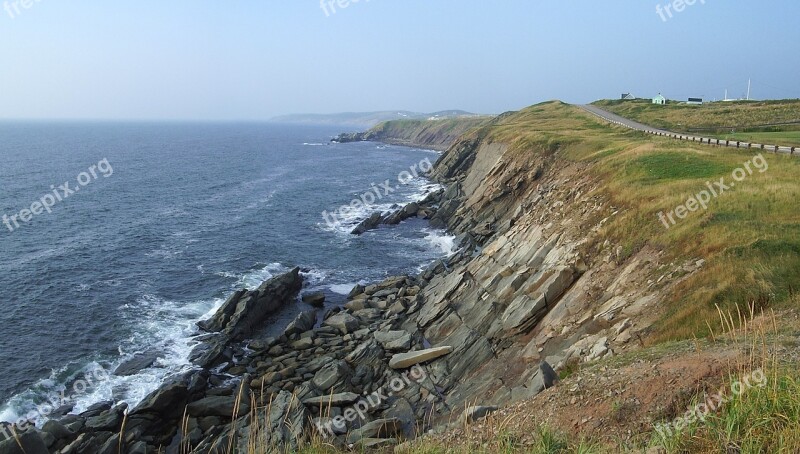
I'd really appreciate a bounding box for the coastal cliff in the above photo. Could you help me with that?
[332,117,490,151]
[8,102,799,453]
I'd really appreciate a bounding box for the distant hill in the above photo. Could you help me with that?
[270,110,479,128]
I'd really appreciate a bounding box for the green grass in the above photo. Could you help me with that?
[652,366,800,453]
[593,98,800,134]
[631,152,732,182]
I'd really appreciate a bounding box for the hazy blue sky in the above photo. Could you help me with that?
[0,1,798,120]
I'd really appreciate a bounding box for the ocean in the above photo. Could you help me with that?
[0,122,453,424]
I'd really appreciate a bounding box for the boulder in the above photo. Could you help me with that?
[585,337,610,362]
[41,419,74,440]
[383,398,416,438]
[351,212,384,235]
[131,380,189,419]
[0,430,49,454]
[84,404,127,432]
[323,313,359,334]
[290,337,314,350]
[283,309,316,337]
[312,360,353,391]
[389,347,453,369]
[312,417,347,436]
[301,291,326,308]
[524,361,561,398]
[346,418,403,444]
[186,396,250,418]
[347,284,365,299]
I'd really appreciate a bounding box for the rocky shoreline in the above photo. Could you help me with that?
[0,223,474,453]
[1,110,680,453]
[0,138,479,453]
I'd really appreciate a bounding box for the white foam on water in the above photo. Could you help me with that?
[301,269,329,289]
[317,201,397,235]
[403,179,444,203]
[0,262,293,425]
[234,262,287,290]
[329,283,358,295]
[422,229,457,255]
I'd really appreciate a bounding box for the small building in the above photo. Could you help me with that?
[652,94,667,105]
[621,93,636,100]
[687,97,704,105]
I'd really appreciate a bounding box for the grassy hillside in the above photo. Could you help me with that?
[395,101,800,453]
[593,99,800,146]
[459,101,800,342]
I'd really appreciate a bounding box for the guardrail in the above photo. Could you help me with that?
[583,107,797,156]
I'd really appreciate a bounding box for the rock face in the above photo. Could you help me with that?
[331,116,489,152]
[198,267,303,340]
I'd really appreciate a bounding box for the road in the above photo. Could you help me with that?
[579,104,798,157]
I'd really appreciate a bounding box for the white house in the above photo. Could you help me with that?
[652,94,667,105]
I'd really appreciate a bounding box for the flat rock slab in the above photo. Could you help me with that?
[302,392,360,407]
[388,346,453,369]
[114,351,160,376]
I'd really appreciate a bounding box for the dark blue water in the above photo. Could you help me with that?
[0,122,452,422]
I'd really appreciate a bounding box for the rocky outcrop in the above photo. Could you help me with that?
[351,190,444,236]
[197,267,303,340]
[351,212,384,235]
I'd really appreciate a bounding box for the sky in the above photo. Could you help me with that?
[0,0,798,121]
